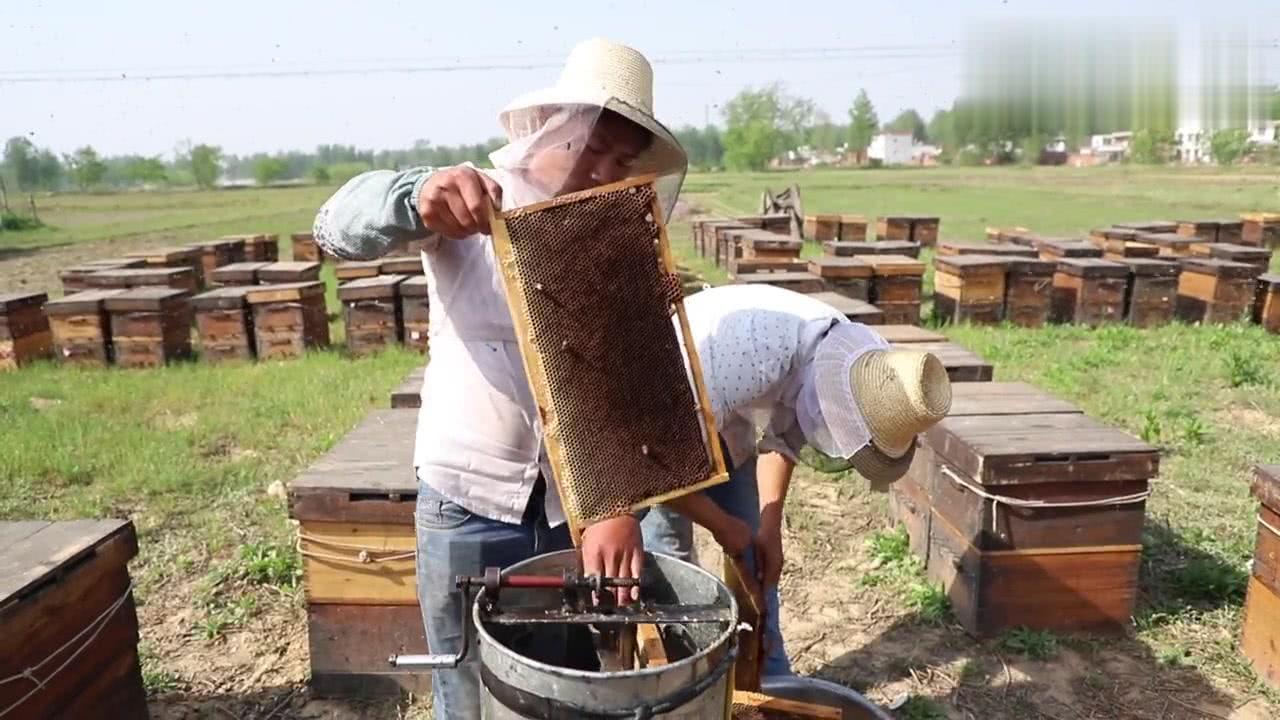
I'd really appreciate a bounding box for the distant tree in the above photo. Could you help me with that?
[327,161,372,185]
[253,157,288,186]
[884,109,928,143]
[1209,129,1252,166]
[674,125,725,170]
[1270,87,1280,120]
[807,119,845,153]
[64,146,108,190]
[190,144,222,189]
[311,165,332,184]
[125,157,168,186]
[1019,133,1047,165]
[4,137,40,191]
[927,109,955,154]
[1130,129,1174,165]
[34,150,63,191]
[720,84,817,170]
[847,89,880,153]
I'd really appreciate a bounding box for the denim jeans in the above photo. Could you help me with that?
[639,450,793,677]
[414,481,573,719]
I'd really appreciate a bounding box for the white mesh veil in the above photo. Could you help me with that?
[795,322,891,459]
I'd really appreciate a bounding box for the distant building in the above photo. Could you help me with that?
[868,131,915,165]
[1175,128,1209,164]
[1249,120,1280,148]
[912,144,942,166]
[1087,131,1134,162]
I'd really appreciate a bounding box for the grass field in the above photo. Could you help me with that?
[1,166,1278,719]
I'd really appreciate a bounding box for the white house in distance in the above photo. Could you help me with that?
[1088,131,1134,163]
[868,131,914,165]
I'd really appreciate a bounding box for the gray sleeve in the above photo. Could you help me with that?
[312,166,437,260]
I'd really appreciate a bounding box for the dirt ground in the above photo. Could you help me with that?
[0,232,209,295]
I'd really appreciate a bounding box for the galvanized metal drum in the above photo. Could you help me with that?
[474,550,738,719]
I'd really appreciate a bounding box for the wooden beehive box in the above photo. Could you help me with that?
[45,290,124,367]
[288,408,429,697]
[0,292,53,370]
[866,255,924,325]
[190,237,246,278]
[259,261,322,284]
[1088,228,1137,249]
[736,212,793,237]
[339,275,405,357]
[1039,240,1102,262]
[1051,258,1129,326]
[334,260,382,282]
[933,254,1009,325]
[291,232,323,262]
[1189,242,1272,272]
[876,215,912,242]
[1139,232,1201,258]
[193,286,256,362]
[104,288,193,368]
[1114,220,1176,234]
[1102,238,1159,260]
[85,266,198,293]
[1242,464,1280,689]
[380,256,425,276]
[808,291,884,325]
[728,258,809,278]
[1175,258,1260,325]
[937,242,1035,259]
[743,230,802,260]
[908,216,940,246]
[1216,220,1244,245]
[1176,220,1219,242]
[891,382,1082,563]
[1241,212,1280,248]
[803,214,840,242]
[735,271,825,295]
[244,233,280,262]
[892,341,991,382]
[824,240,920,259]
[126,245,205,289]
[807,257,872,301]
[398,275,430,353]
[838,214,867,242]
[245,282,330,360]
[712,222,755,267]
[1004,257,1055,328]
[209,261,270,286]
[59,258,147,293]
[1117,258,1179,328]
[874,324,944,343]
[389,366,424,409]
[1256,273,1280,333]
[0,520,147,718]
[923,412,1156,636]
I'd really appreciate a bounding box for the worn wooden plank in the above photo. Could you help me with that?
[1241,575,1280,689]
[244,281,325,305]
[890,471,932,562]
[731,691,842,719]
[299,521,417,605]
[806,257,872,279]
[807,292,882,324]
[390,367,424,409]
[259,261,322,284]
[946,382,1081,417]
[0,520,135,604]
[892,341,992,382]
[306,604,430,696]
[636,623,669,668]
[1254,504,1280,597]
[1255,465,1280,514]
[735,272,825,294]
[725,557,762,693]
[874,324,944,343]
[289,409,417,495]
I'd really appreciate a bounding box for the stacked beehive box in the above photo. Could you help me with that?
[1117,258,1179,328]
[190,237,246,279]
[243,234,280,262]
[291,232,323,262]
[878,215,939,246]
[807,291,883,325]
[1176,219,1220,243]
[1101,237,1159,261]
[288,409,429,697]
[803,214,840,242]
[339,275,406,356]
[380,257,425,276]
[126,246,205,289]
[1241,213,1280,248]
[711,222,755,267]
[1113,220,1176,234]
[933,254,1007,325]
[1003,258,1055,328]
[104,288,193,368]
[728,258,808,278]
[59,258,146,293]
[335,260,383,282]
[825,240,921,259]
[210,261,270,286]
[0,292,53,370]
[742,230,802,260]
[838,214,868,242]
[1256,274,1280,333]
[0,520,148,718]
[45,290,123,367]
[1039,239,1102,262]
[807,257,872,300]
[399,276,430,353]
[259,261,322,284]
[246,282,330,360]
[193,286,256,362]
[1188,243,1272,273]
[936,242,1035,259]
[865,255,924,324]
[1241,465,1280,689]
[1051,258,1129,325]
[1175,258,1260,324]
[1139,232,1200,258]
[85,266,198,293]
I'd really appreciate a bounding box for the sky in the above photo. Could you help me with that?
[2,0,1277,158]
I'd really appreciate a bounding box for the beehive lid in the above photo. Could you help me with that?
[874,324,944,343]
[44,289,125,315]
[1041,240,1102,257]
[1118,258,1180,277]
[893,341,991,380]
[0,520,137,607]
[1192,243,1272,262]
[1241,212,1280,223]
[190,237,245,251]
[244,281,325,304]
[399,275,430,297]
[1259,273,1280,289]
[0,291,48,313]
[1215,219,1244,229]
[807,256,872,278]
[807,292,882,322]
[1139,232,1199,247]
[210,261,270,282]
[1254,465,1280,513]
[1055,258,1129,278]
[1114,221,1176,233]
[1176,219,1220,229]
[192,285,253,310]
[940,242,1037,258]
[289,409,418,498]
[946,381,1081,416]
[338,274,406,301]
[924,412,1158,486]
[61,261,139,277]
[736,271,822,285]
[839,213,867,223]
[259,261,321,281]
[1100,227,1139,241]
[1179,257,1260,279]
[806,213,841,222]
[1005,257,1055,276]
[126,245,200,262]
[934,254,1010,275]
[83,257,147,268]
[744,231,801,251]
[102,286,192,311]
[334,260,383,278]
[85,267,192,286]
[865,255,925,276]
[380,256,424,274]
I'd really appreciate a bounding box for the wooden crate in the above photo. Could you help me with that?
[59,259,147,293]
[866,255,924,325]
[245,282,330,360]
[288,408,430,697]
[1118,258,1179,328]
[728,258,809,278]
[933,254,1008,325]
[399,276,430,353]
[1189,242,1272,272]
[807,257,872,300]
[1176,220,1219,242]
[922,412,1156,636]
[892,341,991,382]
[0,292,53,370]
[0,520,147,719]
[875,325,943,343]
[1004,258,1055,328]
[808,291,883,325]
[734,271,825,295]
[1242,465,1280,689]
[1102,238,1159,260]
[334,260,382,282]
[190,237,246,279]
[803,214,840,242]
[936,242,1035,259]
[837,214,867,242]
[1256,273,1280,333]
[126,245,205,289]
[1052,258,1129,326]
[85,266,199,293]
[193,286,255,362]
[875,216,912,242]
[1175,258,1260,325]
[104,288,193,368]
[380,256,425,276]
[743,231,802,260]
[339,275,405,357]
[259,261,322,284]
[209,261,270,286]
[291,232,323,262]
[1241,212,1280,248]
[1039,240,1102,262]
[390,366,424,409]
[1138,232,1200,258]
[45,290,124,367]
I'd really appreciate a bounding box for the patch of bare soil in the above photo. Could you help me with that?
[1217,406,1280,439]
[0,234,192,296]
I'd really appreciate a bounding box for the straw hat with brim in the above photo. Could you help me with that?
[849,349,953,489]
[498,38,687,178]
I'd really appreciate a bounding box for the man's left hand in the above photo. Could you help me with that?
[580,515,644,604]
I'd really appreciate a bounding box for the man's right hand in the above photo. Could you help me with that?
[417,166,504,239]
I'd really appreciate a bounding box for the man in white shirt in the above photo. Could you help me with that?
[644,283,954,678]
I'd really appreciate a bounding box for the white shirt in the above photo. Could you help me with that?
[678,285,846,468]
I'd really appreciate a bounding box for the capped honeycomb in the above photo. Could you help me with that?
[491,176,726,538]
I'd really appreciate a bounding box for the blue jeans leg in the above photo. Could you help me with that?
[415,483,572,720]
